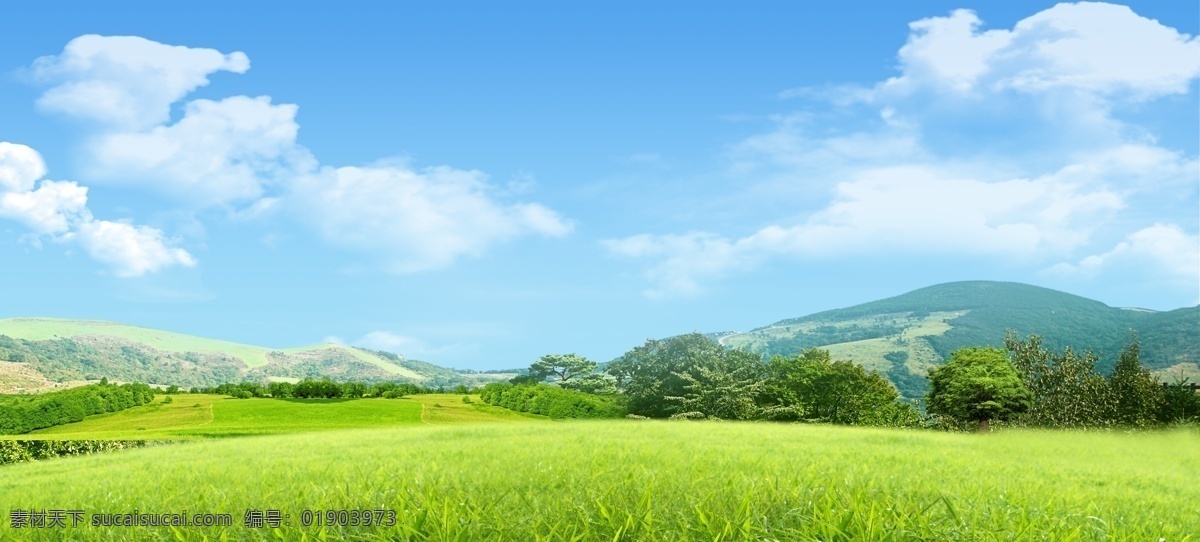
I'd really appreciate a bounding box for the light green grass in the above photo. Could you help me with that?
[0,422,1194,540]
[0,318,272,367]
[15,394,532,440]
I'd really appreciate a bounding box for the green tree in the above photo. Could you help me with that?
[926,347,1032,432]
[529,354,597,383]
[561,372,618,395]
[669,348,764,420]
[1006,332,1113,428]
[607,333,749,418]
[1108,335,1161,428]
[763,349,902,425]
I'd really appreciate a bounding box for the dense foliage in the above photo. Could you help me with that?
[478,382,626,419]
[0,381,155,434]
[601,334,918,426]
[606,333,764,418]
[1006,332,1200,428]
[926,347,1032,431]
[198,379,434,399]
[0,439,158,465]
[763,349,916,425]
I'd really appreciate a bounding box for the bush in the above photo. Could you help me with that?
[479,383,626,419]
[0,382,155,435]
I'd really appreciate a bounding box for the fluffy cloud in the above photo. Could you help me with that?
[295,165,572,272]
[889,3,1200,98]
[1045,225,1200,286]
[88,95,313,206]
[31,34,249,129]
[607,165,1124,297]
[27,34,571,271]
[0,142,195,276]
[75,219,197,278]
[611,3,1198,297]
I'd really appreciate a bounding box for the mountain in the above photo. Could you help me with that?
[0,318,512,392]
[714,281,1199,398]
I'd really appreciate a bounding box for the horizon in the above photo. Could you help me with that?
[3,278,1194,365]
[1,2,1197,369]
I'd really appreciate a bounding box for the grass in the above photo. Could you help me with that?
[13,394,536,440]
[0,318,273,367]
[0,422,1194,540]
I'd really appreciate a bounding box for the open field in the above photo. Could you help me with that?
[0,421,1195,540]
[12,394,537,440]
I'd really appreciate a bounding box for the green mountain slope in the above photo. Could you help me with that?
[0,318,510,391]
[717,281,1199,398]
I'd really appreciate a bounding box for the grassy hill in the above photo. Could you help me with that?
[718,281,1199,398]
[0,318,513,392]
[0,421,1194,540]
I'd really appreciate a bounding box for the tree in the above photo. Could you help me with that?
[926,347,1032,432]
[1006,332,1112,428]
[561,372,618,395]
[528,354,597,383]
[1108,335,1160,428]
[606,333,752,418]
[669,348,764,420]
[762,349,903,425]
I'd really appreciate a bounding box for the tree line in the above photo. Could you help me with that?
[489,332,1200,431]
[0,379,155,434]
[193,379,440,399]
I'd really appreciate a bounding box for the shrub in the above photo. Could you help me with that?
[479,383,626,419]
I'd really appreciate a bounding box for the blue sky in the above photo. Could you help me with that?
[1,2,1197,369]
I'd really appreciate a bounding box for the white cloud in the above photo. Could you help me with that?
[27,34,572,271]
[606,164,1124,297]
[354,331,425,354]
[294,165,572,272]
[74,219,197,277]
[888,3,1200,98]
[1045,224,1199,285]
[0,180,90,235]
[87,95,314,206]
[613,3,1199,297]
[32,35,249,129]
[0,142,47,193]
[0,141,195,276]
[603,232,751,298]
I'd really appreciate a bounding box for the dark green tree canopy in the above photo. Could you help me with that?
[606,333,760,418]
[529,354,597,383]
[926,347,1032,431]
[763,349,904,425]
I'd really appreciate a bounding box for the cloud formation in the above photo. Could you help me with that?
[0,142,195,276]
[27,34,571,271]
[296,165,571,272]
[609,2,1199,297]
[32,34,249,129]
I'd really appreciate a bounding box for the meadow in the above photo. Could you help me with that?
[0,417,1195,540]
[12,394,537,440]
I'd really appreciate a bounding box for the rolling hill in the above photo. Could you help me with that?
[714,281,1199,398]
[0,318,512,392]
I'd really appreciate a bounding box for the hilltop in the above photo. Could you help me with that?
[714,281,1199,398]
[0,318,511,392]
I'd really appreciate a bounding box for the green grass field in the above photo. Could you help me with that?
[0,421,1195,540]
[12,394,537,440]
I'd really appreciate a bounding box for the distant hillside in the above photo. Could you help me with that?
[0,318,512,392]
[715,281,1199,398]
